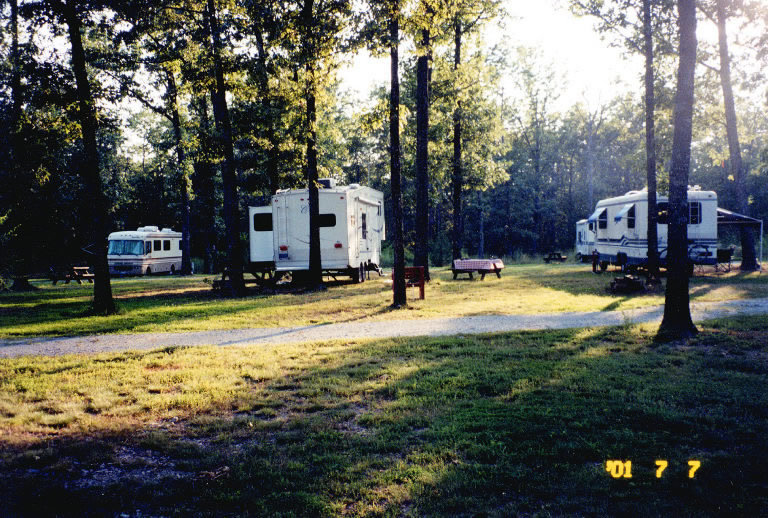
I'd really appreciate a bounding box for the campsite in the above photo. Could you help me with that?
[2,265,768,515]
[3,0,768,515]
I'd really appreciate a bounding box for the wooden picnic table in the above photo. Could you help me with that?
[543,252,567,264]
[391,266,425,299]
[451,259,504,280]
[51,266,94,285]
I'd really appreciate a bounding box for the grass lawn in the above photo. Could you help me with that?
[1,264,767,338]
[1,316,766,516]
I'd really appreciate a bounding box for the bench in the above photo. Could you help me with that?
[543,252,567,263]
[51,266,94,285]
[452,259,504,280]
[392,266,425,299]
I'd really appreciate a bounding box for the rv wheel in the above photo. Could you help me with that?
[575,253,582,262]
[359,263,366,283]
[350,267,361,283]
[170,265,176,275]
[599,261,608,272]
[146,267,152,276]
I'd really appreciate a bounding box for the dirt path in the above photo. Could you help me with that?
[2,297,768,358]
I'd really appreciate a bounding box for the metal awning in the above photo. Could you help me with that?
[587,207,605,223]
[717,207,761,226]
[614,203,634,222]
[717,208,764,268]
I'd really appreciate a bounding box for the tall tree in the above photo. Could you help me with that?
[59,0,115,314]
[713,0,758,270]
[414,15,431,279]
[451,17,464,260]
[658,0,698,339]
[205,0,245,295]
[390,0,407,305]
[643,0,661,281]
[448,0,501,260]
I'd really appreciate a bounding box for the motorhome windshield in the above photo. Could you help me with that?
[108,239,144,255]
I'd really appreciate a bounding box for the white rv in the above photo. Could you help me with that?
[108,226,182,275]
[574,219,596,262]
[248,180,385,282]
[587,188,718,270]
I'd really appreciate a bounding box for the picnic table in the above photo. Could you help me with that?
[392,266,425,299]
[451,259,504,280]
[543,252,567,263]
[50,266,94,285]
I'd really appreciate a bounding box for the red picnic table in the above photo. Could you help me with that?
[451,258,504,280]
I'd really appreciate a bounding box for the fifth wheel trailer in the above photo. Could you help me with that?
[586,188,718,271]
[248,180,385,282]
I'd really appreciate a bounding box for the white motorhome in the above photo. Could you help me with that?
[587,188,718,270]
[248,180,385,282]
[108,226,182,275]
[574,219,596,262]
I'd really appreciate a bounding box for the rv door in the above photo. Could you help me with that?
[249,206,274,263]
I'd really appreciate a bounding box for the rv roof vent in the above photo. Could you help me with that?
[689,184,702,191]
[318,178,337,189]
[161,228,174,233]
[347,183,361,190]
[625,190,640,196]
[138,226,159,232]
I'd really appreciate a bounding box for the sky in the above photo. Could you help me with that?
[339,0,644,110]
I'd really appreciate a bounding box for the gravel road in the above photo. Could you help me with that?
[2,298,767,359]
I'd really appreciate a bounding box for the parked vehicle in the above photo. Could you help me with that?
[108,226,182,275]
[248,180,385,282]
[586,187,718,271]
[574,219,595,262]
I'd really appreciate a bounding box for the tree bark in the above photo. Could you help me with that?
[451,21,463,261]
[716,0,758,270]
[659,0,698,340]
[301,0,323,288]
[62,0,115,314]
[192,96,216,274]
[166,69,192,275]
[644,0,660,281]
[306,62,323,287]
[414,27,431,280]
[390,0,406,306]
[206,0,245,295]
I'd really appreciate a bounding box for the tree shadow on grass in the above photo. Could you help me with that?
[2,322,767,516]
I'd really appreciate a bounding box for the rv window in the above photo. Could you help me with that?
[689,202,702,225]
[627,205,636,229]
[163,240,171,250]
[588,222,594,231]
[178,241,182,250]
[108,240,144,255]
[598,210,607,229]
[253,213,273,232]
[362,213,367,239]
[145,241,151,255]
[578,231,582,243]
[657,202,669,224]
[318,214,336,227]
[154,240,161,251]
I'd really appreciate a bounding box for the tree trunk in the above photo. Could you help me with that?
[192,96,216,274]
[166,70,193,275]
[644,0,660,281]
[63,0,115,315]
[414,28,431,280]
[206,0,245,295]
[716,0,758,270]
[254,30,280,194]
[477,190,485,258]
[658,0,698,340]
[305,63,323,287]
[390,1,406,307]
[451,21,463,261]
